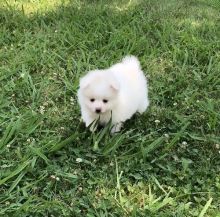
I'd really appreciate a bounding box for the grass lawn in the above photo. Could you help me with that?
[0,0,220,216]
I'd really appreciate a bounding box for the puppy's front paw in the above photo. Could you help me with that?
[89,124,97,132]
[111,122,123,134]
[85,120,97,132]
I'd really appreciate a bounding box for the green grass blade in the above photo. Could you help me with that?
[141,136,164,158]
[0,160,30,185]
[198,198,213,217]
[29,146,50,164]
[165,121,190,150]
[8,171,27,193]
[0,119,20,150]
[151,197,173,212]
[102,134,125,155]
[49,132,77,153]
[92,119,112,150]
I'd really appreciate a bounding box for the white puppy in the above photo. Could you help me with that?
[77,55,149,133]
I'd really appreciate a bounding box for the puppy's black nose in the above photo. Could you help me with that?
[95,109,101,113]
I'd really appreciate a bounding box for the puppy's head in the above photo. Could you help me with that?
[79,70,119,114]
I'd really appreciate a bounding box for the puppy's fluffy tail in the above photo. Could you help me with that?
[122,55,141,72]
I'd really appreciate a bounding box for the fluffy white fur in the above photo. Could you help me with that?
[77,55,149,133]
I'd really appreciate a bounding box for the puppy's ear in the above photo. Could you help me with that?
[80,76,90,89]
[110,79,120,92]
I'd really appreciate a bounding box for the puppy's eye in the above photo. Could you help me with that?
[90,98,95,102]
[103,99,108,103]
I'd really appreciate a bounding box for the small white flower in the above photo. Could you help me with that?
[60,127,65,130]
[173,102,177,106]
[70,97,74,105]
[155,120,160,124]
[39,106,45,114]
[196,100,200,103]
[6,144,11,148]
[43,102,49,106]
[27,138,31,143]
[164,133,169,138]
[216,144,220,149]
[182,141,187,145]
[50,175,56,179]
[20,73,25,78]
[50,175,60,181]
[55,30,58,33]
[76,158,83,163]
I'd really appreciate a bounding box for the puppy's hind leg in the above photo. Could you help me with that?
[111,122,123,134]
[138,98,149,114]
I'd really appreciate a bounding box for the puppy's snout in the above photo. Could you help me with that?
[95,108,101,114]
